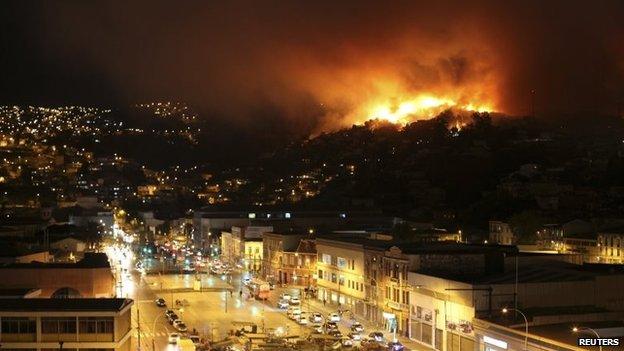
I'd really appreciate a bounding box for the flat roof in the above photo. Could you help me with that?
[1,252,110,269]
[415,261,623,285]
[0,298,132,312]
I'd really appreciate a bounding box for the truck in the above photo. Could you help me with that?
[249,278,270,300]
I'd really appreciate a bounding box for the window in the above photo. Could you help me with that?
[331,273,337,283]
[322,254,331,264]
[337,257,347,268]
[338,276,345,286]
[1,317,36,334]
[79,317,114,334]
[42,317,77,334]
[318,269,323,279]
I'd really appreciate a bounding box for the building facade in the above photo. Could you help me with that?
[262,232,315,286]
[489,221,515,245]
[597,232,623,264]
[0,253,114,298]
[316,238,367,315]
[0,298,133,350]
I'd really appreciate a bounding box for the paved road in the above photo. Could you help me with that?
[115,251,433,351]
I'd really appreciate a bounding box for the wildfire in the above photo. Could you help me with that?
[364,94,492,125]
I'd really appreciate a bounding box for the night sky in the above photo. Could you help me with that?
[1,1,624,132]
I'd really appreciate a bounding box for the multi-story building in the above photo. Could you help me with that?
[0,298,133,350]
[363,244,387,326]
[597,230,623,264]
[316,238,368,315]
[489,221,515,245]
[407,256,624,351]
[0,252,114,298]
[262,231,316,286]
[381,246,413,337]
[221,226,272,271]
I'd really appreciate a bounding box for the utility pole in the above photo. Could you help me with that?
[225,290,228,313]
[137,308,141,350]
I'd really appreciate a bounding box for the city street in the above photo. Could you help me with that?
[103,228,434,351]
[120,266,433,351]
[126,270,312,351]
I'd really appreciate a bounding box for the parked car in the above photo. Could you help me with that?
[287,306,302,320]
[341,337,354,347]
[280,293,291,301]
[168,333,180,344]
[298,313,309,325]
[325,321,339,331]
[189,335,201,346]
[387,341,404,351]
[311,312,323,323]
[167,313,179,324]
[311,323,324,334]
[173,320,188,332]
[328,330,343,338]
[350,322,364,333]
[348,332,362,341]
[165,309,176,318]
[277,299,289,309]
[155,298,166,307]
[290,296,301,305]
[329,312,341,322]
[368,332,384,343]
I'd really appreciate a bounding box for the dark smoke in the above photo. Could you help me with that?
[1,0,623,132]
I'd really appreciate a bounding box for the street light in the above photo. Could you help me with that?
[502,307,528,351]
[572,326,602,351]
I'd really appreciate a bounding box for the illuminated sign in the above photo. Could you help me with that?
[483,336,508,349]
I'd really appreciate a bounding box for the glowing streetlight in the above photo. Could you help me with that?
[572,326,602,351]
[502,307,528,351]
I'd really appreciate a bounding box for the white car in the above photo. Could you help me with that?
[298,313,308,325]
[329,312,341,322]
[290,296,301,305]
[288,306,302,319]
[277,299,290,309]
[168,333,180,344]
[173,320,188,332]
[311,312,323,323]
[280,293,292,301]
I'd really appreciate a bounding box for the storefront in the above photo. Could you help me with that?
[482,335,508,351]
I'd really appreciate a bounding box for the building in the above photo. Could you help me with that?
[0,252,115,298]
[50,237,87,253]
[262,231,316,286]
[363,244,387,327]
[597,230,623,264]
[316,237,368,315]
[221,226,272,271]
[407,257,624,351]
[473,318,623,351]
[489,221,515,245]
[69,210,114,231]
[0,248,50,264]
[192,211,252,248]
[0,298,133,350]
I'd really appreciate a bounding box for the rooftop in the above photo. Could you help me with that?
[415,261,624,285]
[0,252,110,269]
[0,298,132,312]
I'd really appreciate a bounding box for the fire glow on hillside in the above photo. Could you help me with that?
[356,94,493,125]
